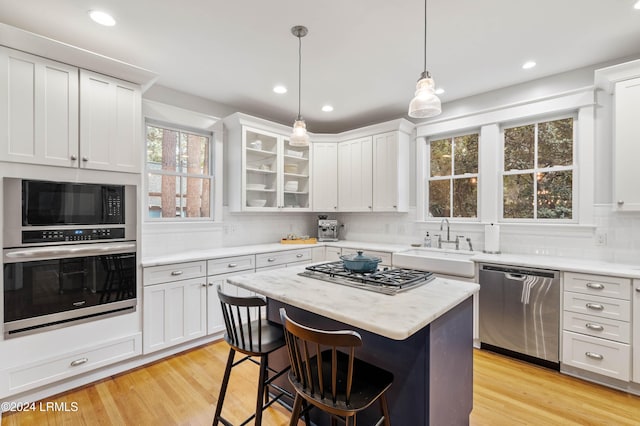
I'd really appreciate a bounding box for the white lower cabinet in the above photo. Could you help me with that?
[143,261,208,354]
[633,279,640,384]
[561,272,632,381]
[1,334,141,398]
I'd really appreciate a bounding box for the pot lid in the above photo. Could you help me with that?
[340,250,381,262]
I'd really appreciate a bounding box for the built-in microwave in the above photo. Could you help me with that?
[3,178,136,247]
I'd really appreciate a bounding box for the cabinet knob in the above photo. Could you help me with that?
[82,156,89,162]
[334,206,337,210]
[208,283,214,287]
[368,206,372,209]
[201,283,207,287]
[617,200,624,206]
[267,257,276,262]
[296,253,303,258]
[636,287,640,292]
[70,154,77,161]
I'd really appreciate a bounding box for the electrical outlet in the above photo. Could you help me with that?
[595,232,607,246]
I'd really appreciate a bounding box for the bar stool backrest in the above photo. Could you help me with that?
[218,286,268,354]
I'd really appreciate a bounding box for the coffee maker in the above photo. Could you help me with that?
[317,215,339,242]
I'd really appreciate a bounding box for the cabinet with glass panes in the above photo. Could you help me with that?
[224,113,311,212]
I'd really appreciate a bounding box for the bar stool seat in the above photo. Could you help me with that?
[213,286,294,426]
[280,308,393,426]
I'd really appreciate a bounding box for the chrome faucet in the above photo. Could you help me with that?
[440,218,450,242]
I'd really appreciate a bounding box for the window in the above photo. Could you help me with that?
[428,133,479,218]
[502,117,574,220]
[146,123,214,219]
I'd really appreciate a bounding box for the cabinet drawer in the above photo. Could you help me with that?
[563,292,630,322]
[564,272,630,300]
[6,334,141,393]
[340,248,392,266]
[256,249,311,268]
[143,261,206,286]
[563,312,630,344]
[208,255,254,275]
[562,331,630,380]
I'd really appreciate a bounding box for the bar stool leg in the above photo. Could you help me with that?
[213,348,236,426]
[380,393,391,426]
[289,394,303,426]
[255,355,269,426]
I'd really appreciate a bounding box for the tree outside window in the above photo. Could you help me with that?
[502,117,574,220]
[428,133,479,218]
[146,124,213,219]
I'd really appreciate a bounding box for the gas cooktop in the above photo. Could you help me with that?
[299,261,434,295]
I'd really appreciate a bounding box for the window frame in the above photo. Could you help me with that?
[499,113,578,223]
[425,130,481,221]
[143,118,216,223]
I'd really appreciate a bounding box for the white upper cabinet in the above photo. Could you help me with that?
[312,142,338,212]
[338,137,373,212]
[0,47,142,173]
[225,113,311,212]
[373,131,409,212]
[0,46,79,167]
[80,70,141,173]
[613,77,640,211]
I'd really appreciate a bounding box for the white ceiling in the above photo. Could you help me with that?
[1,0,639,132]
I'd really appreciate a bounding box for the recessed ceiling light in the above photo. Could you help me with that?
[273,85,287,94]
[321,105,334,112]
[434,88,445,95]
[522,61,536,70]
[634,0,640,9]
[89,10,116,26]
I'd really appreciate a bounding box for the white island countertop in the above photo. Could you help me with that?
[226,264,479,341]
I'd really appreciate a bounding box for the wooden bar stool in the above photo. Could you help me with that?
[213,286,294,426]
[279,308,394,426]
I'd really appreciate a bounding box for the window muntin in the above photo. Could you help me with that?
[146,124,213,220]
[428,133,479,219]
[502,117,574,220]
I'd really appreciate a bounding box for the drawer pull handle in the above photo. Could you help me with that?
[585,323,604,331]
[267,257,276,262]
[171,271,183,276]
[586,282,604,290]
[586,303,604,311]
[585,352,604,361]
[72,301,86,307]
[228,263,237,268]
[296,254,303,258]
[70,358,88,367]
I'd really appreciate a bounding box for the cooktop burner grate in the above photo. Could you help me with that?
[299,261,434,295]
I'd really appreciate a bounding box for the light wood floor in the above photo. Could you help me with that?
[3,341,640,425]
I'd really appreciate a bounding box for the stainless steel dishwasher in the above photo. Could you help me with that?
[479,263,560,368]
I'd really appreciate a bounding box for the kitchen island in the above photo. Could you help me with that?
[227,264,479,425]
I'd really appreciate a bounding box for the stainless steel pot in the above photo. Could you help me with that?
[339,251,381,273]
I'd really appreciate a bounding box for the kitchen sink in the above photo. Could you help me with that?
[392,248,476,278]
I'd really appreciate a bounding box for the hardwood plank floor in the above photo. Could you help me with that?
[3,341,640,425]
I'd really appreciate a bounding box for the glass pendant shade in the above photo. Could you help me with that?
[289,118,310,146]
[408,73,441,118]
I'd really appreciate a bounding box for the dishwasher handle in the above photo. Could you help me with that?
[505,273,527,281]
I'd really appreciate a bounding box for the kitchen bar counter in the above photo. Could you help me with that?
[227,265,479,425]
[226,264,479,340]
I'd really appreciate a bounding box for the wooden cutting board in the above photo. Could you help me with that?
[280,238,317,244]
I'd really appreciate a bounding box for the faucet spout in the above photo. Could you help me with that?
[440,218,450,241]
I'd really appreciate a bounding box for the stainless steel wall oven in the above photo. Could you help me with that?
[2,178,137,338]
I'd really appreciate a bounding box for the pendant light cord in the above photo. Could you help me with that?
[423,0,427,73]
[297,34,302,119]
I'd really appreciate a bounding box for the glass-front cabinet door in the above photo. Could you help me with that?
[242,127,311,211]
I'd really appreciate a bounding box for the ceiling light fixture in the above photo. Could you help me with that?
[435,88,445,95]
[635,0,640,10]
[522,60,537,69]
[322,105,334,112]
[273,85,287,94]
[408,0,441,118]
[289,25,310,147]
[88,10,116,26]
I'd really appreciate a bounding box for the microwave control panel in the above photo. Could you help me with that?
[22,228,126,244]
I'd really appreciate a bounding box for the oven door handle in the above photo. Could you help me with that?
[3,242,137,263]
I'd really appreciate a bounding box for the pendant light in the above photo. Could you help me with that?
[290,25,310,146]
[408,0,441,118]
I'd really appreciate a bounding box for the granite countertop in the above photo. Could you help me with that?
[226,264,479,341]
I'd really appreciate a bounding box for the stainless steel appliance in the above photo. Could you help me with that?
[299,261,434,295]
[317,216,338,242]
[2,178,137,338]
[479,263,560,368]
